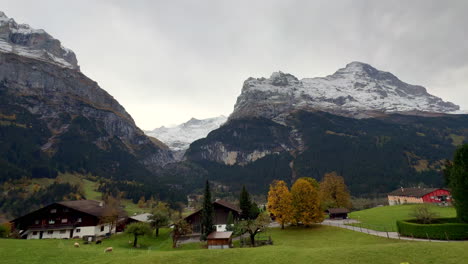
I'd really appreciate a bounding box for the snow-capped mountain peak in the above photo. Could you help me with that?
[0,11,78,70]
[231,62,459,121]
[145,115,228,153]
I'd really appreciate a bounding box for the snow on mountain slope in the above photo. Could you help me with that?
[231,62,459,121]
[0,11,78,70]
[146,115,227,152]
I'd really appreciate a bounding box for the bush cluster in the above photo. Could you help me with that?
[397,218,468,240]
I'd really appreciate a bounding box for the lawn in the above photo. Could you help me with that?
[1,225,467,264]
[348,204,457,231]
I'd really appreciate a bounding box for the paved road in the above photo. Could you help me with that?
[321,219,462,243]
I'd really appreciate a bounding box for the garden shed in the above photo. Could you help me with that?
[207,231,233,249]
[326,208,349,219]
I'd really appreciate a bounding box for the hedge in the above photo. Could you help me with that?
[397,218,468,240]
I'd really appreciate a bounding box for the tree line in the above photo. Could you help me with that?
[267,172,351,229]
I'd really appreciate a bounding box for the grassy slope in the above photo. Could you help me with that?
[1,226,467,264]
[348,204,457,231]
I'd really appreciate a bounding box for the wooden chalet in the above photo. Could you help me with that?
[326,208,349,219]
[387,187,452,206]
[184,200,240,233]
[11,200,126,240]
[207,231,233,249]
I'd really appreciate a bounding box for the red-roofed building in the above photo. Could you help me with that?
[387,187,452,206]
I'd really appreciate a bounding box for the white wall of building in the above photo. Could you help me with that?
[25,223,115,239]
[28,229,72,239]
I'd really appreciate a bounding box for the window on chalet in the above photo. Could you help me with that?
[77,218,82,223]
[47,231,53,234]
[100,226,105,232]
[60,230,66,234]
[32,231,38,235]
[63,208,69,212]
[50,209,57,213]
[76,229,81,233]
[61,218,68,223]
[49,219,55,224]
[34,220,39,225]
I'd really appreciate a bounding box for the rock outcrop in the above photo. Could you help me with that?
[0,12,173,182]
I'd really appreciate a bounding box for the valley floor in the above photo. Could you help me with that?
[1,225,467,264]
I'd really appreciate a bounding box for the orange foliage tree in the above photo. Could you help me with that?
[267,180,293,229]
[291,178,324,226]
[319,172,352,210]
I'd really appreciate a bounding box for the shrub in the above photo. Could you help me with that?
[397,218,468,240]
[409,204,439,224]
[0,223,11,238]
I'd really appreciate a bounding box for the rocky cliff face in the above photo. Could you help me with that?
[231,62,459,122]
[187,62,461,166]
[0,12,78,70]
[0,12,173,182]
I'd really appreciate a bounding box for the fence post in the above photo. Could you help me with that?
[426,232,431,242]
[385,227,389,239]
[445,232,449,241]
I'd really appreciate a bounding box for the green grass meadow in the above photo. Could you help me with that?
[1,225,467,264]
[348,204,457,231]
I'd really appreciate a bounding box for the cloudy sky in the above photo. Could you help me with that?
[2,0,468,129]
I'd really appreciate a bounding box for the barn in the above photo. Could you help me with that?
[326,208,349,219]
[207,231,233,249]
[387,187,452,206]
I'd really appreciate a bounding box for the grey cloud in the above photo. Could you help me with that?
[1,0,467,129]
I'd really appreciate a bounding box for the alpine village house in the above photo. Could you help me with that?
[11,200,126,240]
[184,200,240,233]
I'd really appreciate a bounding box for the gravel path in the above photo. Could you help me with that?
[321,219,465,243]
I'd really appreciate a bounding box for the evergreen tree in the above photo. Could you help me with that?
[445,144,468,222]
[226,211,234,231]
[240,185,253,219]
[201,180,214,239]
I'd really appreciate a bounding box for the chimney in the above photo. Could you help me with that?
[401,187,404,192]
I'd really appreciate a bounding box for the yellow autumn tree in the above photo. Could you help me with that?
[267,180,293,229]
[319,172,352,209]
[291,178,324,226]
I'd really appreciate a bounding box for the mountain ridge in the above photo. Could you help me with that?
[231,62,459,122]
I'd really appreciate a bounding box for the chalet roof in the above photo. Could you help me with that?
[387,187,447,198]
[326,208,349,214]
[214,200,241,213]
[129,213,153,223]
[12,200,126,223]
[184,200,240,220]
[207,231,233,240]
[57,200,119,217]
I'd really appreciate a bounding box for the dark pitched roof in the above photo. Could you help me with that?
[12,200,126,222]
[207,231,233,239]
[184,200,240,220]
[326,208,349,214]
[387,187,447,198]
[213,200,241,213]
[57,200,115,217]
